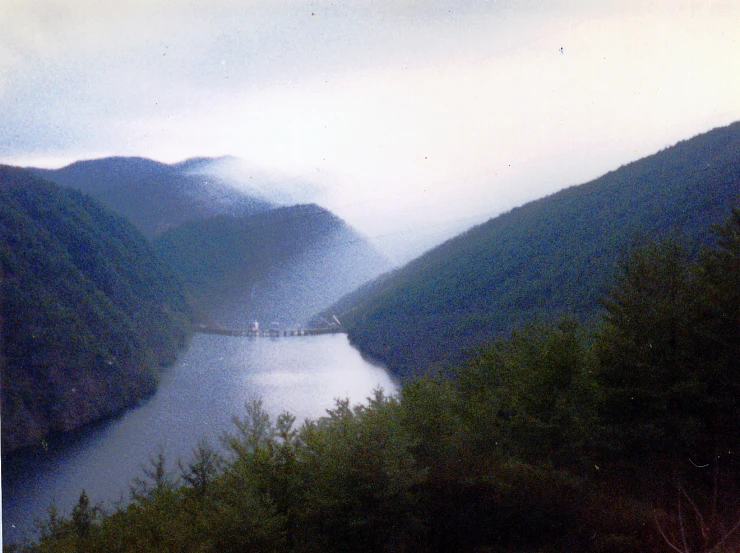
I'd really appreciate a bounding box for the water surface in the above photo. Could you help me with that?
[2,333,396,543]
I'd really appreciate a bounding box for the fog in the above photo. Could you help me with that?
[2,0,739,261]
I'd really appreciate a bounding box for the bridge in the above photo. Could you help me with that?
[195,324,345,338]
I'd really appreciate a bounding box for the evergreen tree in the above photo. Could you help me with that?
[691,209,740,457]
[596,211,740,490]
[596,239,701,464]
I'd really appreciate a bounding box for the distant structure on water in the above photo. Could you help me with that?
[196,317,343,338]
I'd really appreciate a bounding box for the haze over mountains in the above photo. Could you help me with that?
[2,156,391,453]
[5,1,740,548]
[31,157,274,238]
[31,155,392,327]
[4,120,740,552]
[155,204,392,327]
[319,122,740,378]
[4,121,739,454]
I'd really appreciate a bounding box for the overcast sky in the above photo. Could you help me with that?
[2,0,739,261]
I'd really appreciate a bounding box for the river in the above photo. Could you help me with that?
[2,333,397,544]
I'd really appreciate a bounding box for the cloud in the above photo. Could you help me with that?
[187,156,328,206]
[2,1,739,260]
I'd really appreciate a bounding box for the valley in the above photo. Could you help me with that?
[2,121,740,553]
[4,3,740,551]
[2,333,395,545]
[321,122,740,378]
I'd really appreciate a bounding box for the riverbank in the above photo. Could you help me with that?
[2,333,396,544]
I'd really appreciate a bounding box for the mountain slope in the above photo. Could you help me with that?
[32,156,272,238]
[321,122,740,378]
[155,204,393,327]
[0,167,192,454]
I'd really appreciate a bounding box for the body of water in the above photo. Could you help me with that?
[2,333,396,544]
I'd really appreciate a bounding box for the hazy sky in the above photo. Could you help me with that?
[2,0,739,261]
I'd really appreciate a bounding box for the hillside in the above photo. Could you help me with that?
[32,156,272,238]
[17,208,740,553]
[0,167,192,454]
[321,122,740,378]
[155,204,393,327]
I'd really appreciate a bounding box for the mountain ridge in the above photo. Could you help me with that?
[31,156,273,237]
[155,203,393,327]
[1,166,193,454]
[319,121,740,378]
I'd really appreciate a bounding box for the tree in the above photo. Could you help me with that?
[130,447,176,501]
[596,212,740,490]
[456,318,598,467]
[71,490,93,539]
[179,440,222,497]
[596,239,702,462]
[692,210,740,431]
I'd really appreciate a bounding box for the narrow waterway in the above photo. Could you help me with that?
[2,333,397,544]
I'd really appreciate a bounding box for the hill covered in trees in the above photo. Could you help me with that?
[0,167,192,454]
[320,122,740,378]
[32,157,272,238]
[155,204,393,326]
[31,156,390,327]
[13,210,740,553]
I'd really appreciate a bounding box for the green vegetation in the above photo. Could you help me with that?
[31,156,391,326]
[0,166,192,453]
[1,162,387,454]
[154,204,391,325]
[323,122,740,378]
[32,156,272,238]
[12,210,740,553]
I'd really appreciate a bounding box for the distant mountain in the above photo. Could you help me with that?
[0,167,192,454]
[178,155,328,206]
[155,204,393,327]
[320,122,740,378]
[30,155,388,328]
[32,156,273,238]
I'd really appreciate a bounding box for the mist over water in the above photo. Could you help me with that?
[211,225,393,327]
[2,333,396,544]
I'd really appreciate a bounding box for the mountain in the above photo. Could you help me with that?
[30,155,390,329]
[176,156,328,207]
[31,156,273,238]
[0,166,192,454]
[155,204,393,327]
[320,122,740,378]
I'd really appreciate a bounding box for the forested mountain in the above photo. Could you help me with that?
[30,156,386,326]
[32,157,272,238]
[17,210,740,553]
[320,122,740,378]
[0,167,192,454]
[155,204,392,326]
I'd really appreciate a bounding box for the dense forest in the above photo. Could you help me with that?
[154,204,391,326]
[2,158,389,454]
[32,157,272,238]
[10,209,740,553]
[0,167,192,454]
[32,156,391,327]
[319,122,740,379]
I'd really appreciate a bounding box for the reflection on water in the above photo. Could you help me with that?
[2,333,396,544]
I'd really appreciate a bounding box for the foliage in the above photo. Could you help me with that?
[596,239,701,462]
[456,318,599,467]
[0,166,192,453]
[595,209,740,502]
[154,204,391,325]
[9,190,740,553]
[596,209,740,520]
[323,122,740,379]
[32,156,272,238]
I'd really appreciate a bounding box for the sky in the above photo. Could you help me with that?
[2,0,739,262]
